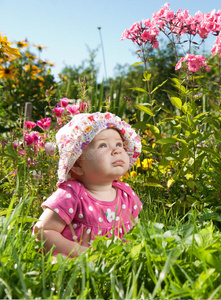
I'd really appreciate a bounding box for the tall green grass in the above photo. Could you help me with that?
[1,179,221,299]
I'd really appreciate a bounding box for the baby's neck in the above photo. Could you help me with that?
[83,181,117,202]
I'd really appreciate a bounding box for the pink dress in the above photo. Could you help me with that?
[42,180,142,246]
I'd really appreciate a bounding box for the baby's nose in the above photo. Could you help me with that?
[112,147,122,155]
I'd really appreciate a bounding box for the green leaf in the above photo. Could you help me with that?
[143,70,151,81]
[193,112,209,121]
[214,131,221,143]
[130,87,148,94]
[157,137,187,145]
[197,146,220,159]
[130,242,144,259]
[182,102,188,114]
[171,78,187,95]
[151,79,168,94]
[132,121,147,130]
[131,62,144,66]
[135,104,154,116]
[171,97,182,109]
[158,104,175,116]
[146,124,161,139]
[143,177,165,188]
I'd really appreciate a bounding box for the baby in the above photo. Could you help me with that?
[33,112,143,257]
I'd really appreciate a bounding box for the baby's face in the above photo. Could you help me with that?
[76,128,130,183]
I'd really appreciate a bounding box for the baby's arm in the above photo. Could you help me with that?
[33,208,88,257]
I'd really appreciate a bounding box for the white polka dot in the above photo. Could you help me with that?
[85,192,87,196]
[89,240,93,244]
[124,192,127,197]
[122,204,126,209]
[79,214,83,218]
[66,193,71,198]
[128,225,130,230]
[132,192,135,195]
[98,230,102,235]
[89,206,93,211]
[141,205,143,209]
[80,197,83,200]
[107,208,111,213]
[134,205,137,210]
[119,228,122,233]
[86,228,91,234]
[54,208,59,213]
[116,216,119,221]
[125,183,129,186]
[78,182,81,186]
[117,182,121,185]
[73,235,78,240]
[73,224,77,228]
[69,208,74,213]
[98,217,103,222]
[67,184,71,187]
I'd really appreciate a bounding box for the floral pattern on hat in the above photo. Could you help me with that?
[56,112,141,186]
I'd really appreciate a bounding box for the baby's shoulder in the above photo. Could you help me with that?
[60,180,84,196]
[113,180,137,197]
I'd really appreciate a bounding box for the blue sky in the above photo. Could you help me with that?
[1,0,221,82]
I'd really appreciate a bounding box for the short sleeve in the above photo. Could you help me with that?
[130,190,143,219]
[42,185,78,224]
[113,181,143,220]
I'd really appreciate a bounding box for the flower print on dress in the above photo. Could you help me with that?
[105,209,116,223]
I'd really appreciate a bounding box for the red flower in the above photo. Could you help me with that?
[37,118,51,130]
[24,121,36,130]
[66,105,80,116]
[60,98,69,108]
[53,107,64,117]
[24,132,40,146]
[80,102,87,112]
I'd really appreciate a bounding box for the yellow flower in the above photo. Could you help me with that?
[33,44,48,52]
[0,65,17,79]
[24,51,37,60]
[142,158,153,170]
[134,157,141,168]
[16,40,29,48]
[38,59,55,67]
[130,171,137,178]
[58,73,67,82]
[24,64,41,76]
[0,35,21,58]
[120,172,130,181]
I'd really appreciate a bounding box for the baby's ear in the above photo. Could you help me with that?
[71,161,84,176]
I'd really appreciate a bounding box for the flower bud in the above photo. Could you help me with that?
[44,142,56,156]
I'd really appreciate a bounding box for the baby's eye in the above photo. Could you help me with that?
[98,143,107,148]
[116,142,123,147]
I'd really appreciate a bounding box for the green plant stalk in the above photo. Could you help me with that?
[140,46,156,126]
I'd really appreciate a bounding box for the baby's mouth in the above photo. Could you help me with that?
[112,160,124,166]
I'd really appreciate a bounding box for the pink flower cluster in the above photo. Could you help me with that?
[211,34,221,58]
[121,20,159,49]
[175,54,210,73]
[13,97,88,161]
[53,98,87,120]
[122,3,221,66]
